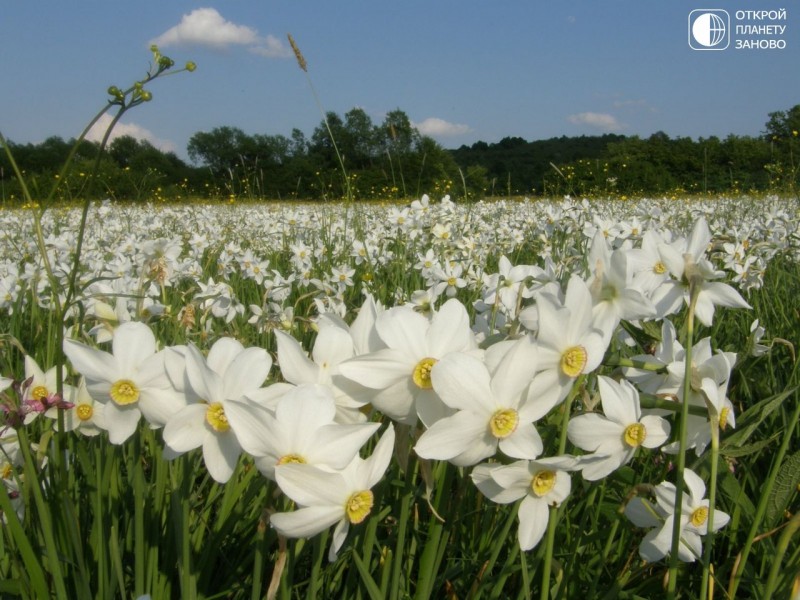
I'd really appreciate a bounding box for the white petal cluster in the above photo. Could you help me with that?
[624,468,730,562]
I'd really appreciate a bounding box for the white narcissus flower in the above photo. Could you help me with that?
[568,376,670,481]
[472,455,577,551]
[658,217,751,327]
[482,255,539,315]
[525,276,607,420]
[226,383,379,480]
[338,298,476,426]
[414,336,542,467]
[274,313,374,424]
[622,319,682,396]
[162,338,272,483]
[627,229,683,319]
[271,424,395,561]
[624,468,730,562]
[63,322,187,444]
[45,377,106,437]
[661,338,737,456]
[586,234,656,344]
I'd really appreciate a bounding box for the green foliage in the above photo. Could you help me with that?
[4,105,799,203]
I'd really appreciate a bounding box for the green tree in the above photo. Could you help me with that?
[187,126,252,173]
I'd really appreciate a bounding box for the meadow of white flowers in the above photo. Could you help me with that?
[1,193,798,597]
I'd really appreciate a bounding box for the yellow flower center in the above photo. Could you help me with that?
[653,261,667,275]
[345,490,374,524]
[276,453,307,466]
[623,423,647,447]
[31,385,49,402]
[531,470,556,497]
[489,408,519,439]
[1,462,12,480]
[719,406,731,430]
[412,357,438,389]
[447,276,457,286]
[560,346,588,378]
[691,506,708,527]
[76,404,94,422]
[110,379,140,406]
[205,402,230,432]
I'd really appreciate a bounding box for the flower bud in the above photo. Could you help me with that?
[185,61,197,72]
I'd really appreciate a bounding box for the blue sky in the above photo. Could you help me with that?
[1,1,798,161]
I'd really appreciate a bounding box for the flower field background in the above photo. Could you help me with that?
[0,191,799,599]
[1,48,800,600]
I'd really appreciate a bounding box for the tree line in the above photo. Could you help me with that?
[1,105,798,203]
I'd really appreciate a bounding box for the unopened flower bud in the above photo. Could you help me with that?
[185,61,197,72]
[107,85,124,100]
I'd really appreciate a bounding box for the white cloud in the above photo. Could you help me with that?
[567,112,624,131]
[249,34,292,58]
[151,8,260,49]
[413,117,471,137]
[86,114,177,154]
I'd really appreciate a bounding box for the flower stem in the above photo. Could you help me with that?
[542,375,583,600]
[699,418,720,599]
[666,279,700,598]
[540,506,559,600]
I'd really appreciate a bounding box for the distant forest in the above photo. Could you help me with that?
[1,104,798,203]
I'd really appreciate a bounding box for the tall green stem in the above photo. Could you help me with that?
[699,419,720,599]
[666,278,700,598]
[542,375,583,600]
[287,34,352,202]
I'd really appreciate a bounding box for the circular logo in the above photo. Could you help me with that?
[692,12,726,47]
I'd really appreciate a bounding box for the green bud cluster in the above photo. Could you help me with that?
[106,86,125,102]
[104,45,193,109]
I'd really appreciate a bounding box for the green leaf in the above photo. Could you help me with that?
[719,432,780,457]
[719,470,756,521]
[0,485,50,599]
[721,386,797,450]
[766,450,800,527]
[352,549,384,600]
[0,578,22,595]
